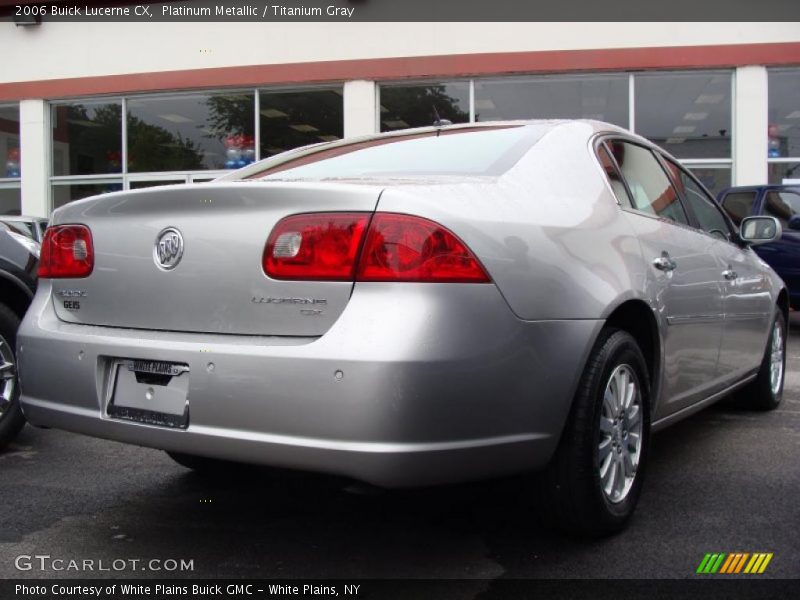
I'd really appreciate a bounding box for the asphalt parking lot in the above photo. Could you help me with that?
[1,317,799,582]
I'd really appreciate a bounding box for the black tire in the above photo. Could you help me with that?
[738,307,786,411]
[0,303,25,452]
[541,328,651,537]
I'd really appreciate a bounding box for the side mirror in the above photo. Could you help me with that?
[789,215,800,231]
[740,216,782,245]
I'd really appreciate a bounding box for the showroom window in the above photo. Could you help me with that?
[378,71,732,196]
[768,68,800,185]
[634,70,732,197]
[474,73,629,127]
[52,99,122,176]
[259,88,343,157]
[127,92,255,172]
[49,86,343,209]
[379,82,470,131]
[0,104,21,215]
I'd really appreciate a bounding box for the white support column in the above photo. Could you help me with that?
[733,66,768,186]
[20,99,49,217]
[343,80,377,139]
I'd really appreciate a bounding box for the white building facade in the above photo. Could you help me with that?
[0,21,798,216]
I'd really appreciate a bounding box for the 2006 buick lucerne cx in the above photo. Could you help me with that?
[18,121,788,535]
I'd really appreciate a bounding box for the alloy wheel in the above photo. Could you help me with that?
[0,334,17,421]
[598,364,643,504]
[769,320,784,397]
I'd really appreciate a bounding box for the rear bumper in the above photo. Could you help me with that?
[19,281,602,487]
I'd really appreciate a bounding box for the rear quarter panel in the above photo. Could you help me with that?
[376,122,647,321]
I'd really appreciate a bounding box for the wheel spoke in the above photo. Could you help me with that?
[614,457,626,498]
[600,417,614,435]
[604,458,617,496]
[615,370,626,411]
[598,437,613,462]
[599,447,614,479]
[623,451,636,477]
[609,376,620,413]
[604,389,615,414]
[626,404,640,429]
[0,361,15,380]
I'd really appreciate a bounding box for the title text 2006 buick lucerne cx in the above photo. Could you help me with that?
[18,121,787,535]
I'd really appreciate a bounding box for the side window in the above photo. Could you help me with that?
[668,160,731,239]
[596,143,633,208]
[606,140,689,225]
[721,192,757,226]
[763,191,800,230]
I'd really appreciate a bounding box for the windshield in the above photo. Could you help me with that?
[245,125,545,181]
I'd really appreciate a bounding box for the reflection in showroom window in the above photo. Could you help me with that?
[0,104,21,215]
[127,92,255,172]
[474,74,628,127]
[259,88,343,157]
[634,71,732,160]
[51,100,122,176]
[379,82,469,132]
[768,68,800,185]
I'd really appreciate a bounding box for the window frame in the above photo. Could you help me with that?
[594,134,691,227]
[656,153,738,244]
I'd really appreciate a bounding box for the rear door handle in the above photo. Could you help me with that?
[722,268,738,281]
[652,252,677,272]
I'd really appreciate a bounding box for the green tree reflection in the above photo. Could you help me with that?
[380,86,469,131]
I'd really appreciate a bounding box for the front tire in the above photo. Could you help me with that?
[738,307,786,411]
[0,303,25,452]
[542,328,650,537]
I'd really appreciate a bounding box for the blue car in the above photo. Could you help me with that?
[718,185,800,309]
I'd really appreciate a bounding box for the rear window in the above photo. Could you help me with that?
[246,125,544,181]
[0,221,34,238]
[720,192,757,225]
[763,190,800,229]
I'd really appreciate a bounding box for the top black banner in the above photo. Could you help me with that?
[4,0,800,22]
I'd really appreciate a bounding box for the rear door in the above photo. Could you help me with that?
[601,139,725,416]
[666,161,772,382]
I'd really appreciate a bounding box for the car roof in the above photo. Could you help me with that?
[216,119,642,183]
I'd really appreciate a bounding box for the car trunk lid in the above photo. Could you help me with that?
[48,182,382,336]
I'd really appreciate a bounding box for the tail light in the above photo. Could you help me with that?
[356,214,489,282]
[264,213,370,280]
[263,213,489,283]
[38,225,94,279]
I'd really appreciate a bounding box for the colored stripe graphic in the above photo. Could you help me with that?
[697,552,772,574]
[719,554,736,573]
[697,554,713,574]
[734,553,749,573]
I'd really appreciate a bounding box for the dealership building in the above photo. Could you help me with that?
[0,19,798,217]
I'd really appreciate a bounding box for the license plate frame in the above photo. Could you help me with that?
[105,358,190,429]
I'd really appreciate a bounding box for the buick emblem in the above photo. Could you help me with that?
[154,228,184,270]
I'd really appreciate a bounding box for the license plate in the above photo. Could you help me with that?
[106,359,190,429]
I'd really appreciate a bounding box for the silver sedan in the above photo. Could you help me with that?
[18,121,787,535]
